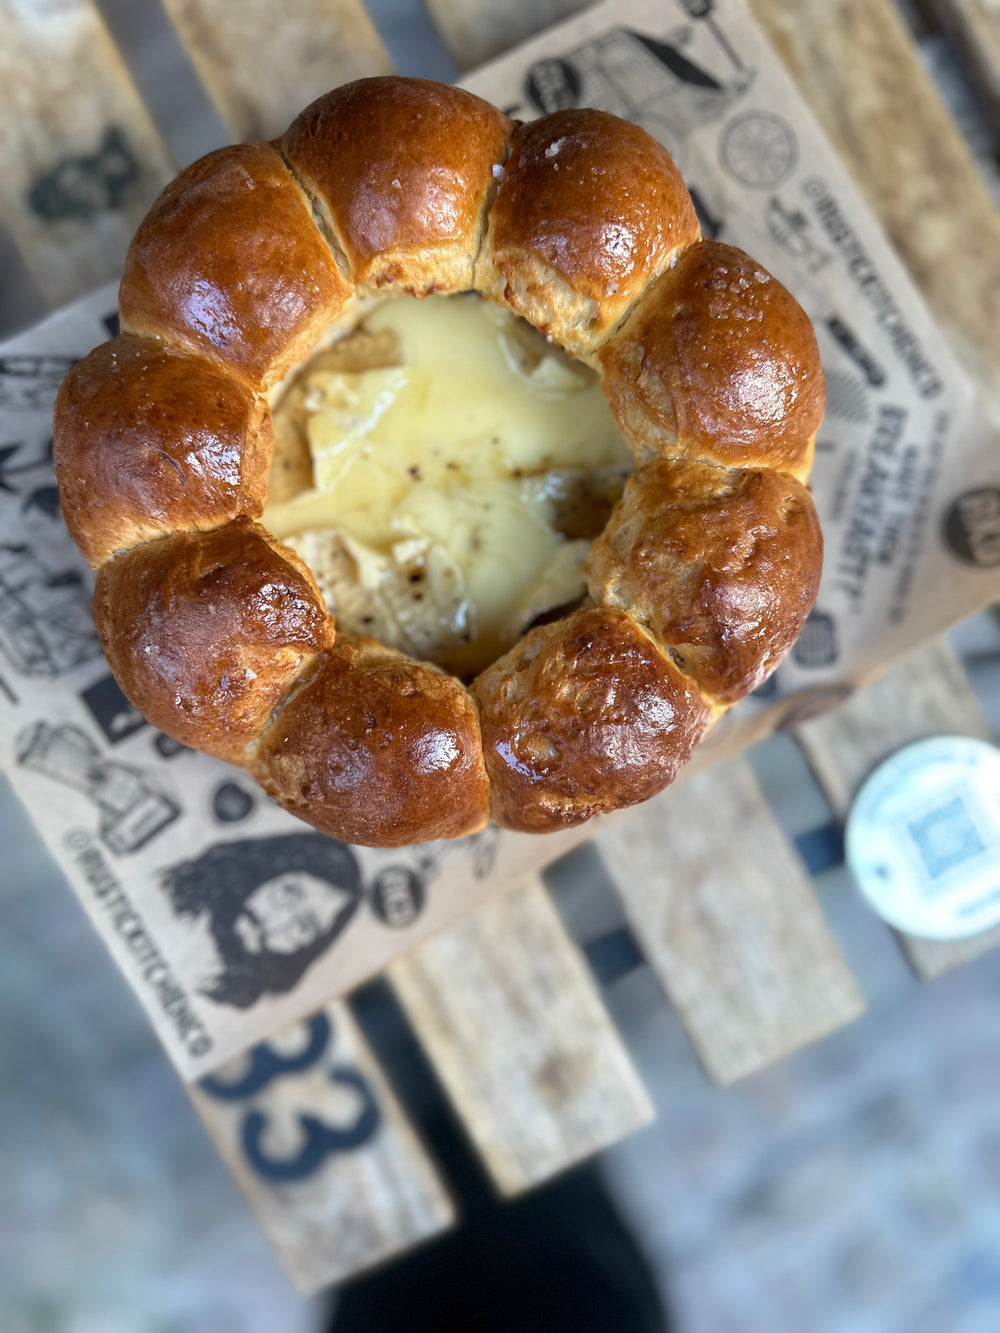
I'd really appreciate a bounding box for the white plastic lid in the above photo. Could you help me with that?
[845,735,1000,940]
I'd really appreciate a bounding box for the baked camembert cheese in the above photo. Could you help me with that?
[264,294,633,676]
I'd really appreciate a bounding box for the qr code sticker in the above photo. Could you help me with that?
[907,795,986,885]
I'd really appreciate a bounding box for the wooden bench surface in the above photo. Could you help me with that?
[1,0,997,1295]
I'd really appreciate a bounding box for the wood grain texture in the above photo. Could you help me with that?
[188,1000,453,1294]
[423,0,592,70]
[389,876,654,1194]
[593,762,864,1086]
[0,0,174,306]
[796,639,1000,979]
[161,0,392,142]
[750,0,1000,421]
[931,0,1000,112]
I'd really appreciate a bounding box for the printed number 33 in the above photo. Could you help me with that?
[200,1012,381,1182]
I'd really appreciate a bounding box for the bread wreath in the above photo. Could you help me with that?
[54,77,824,846]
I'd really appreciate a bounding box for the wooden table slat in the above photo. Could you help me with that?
[188,999,454,1295]
[594,762,865,1086]
[0,0,175,306]
[930,0,1000,113]
[389,875,654,1195]
[796,639,1000,979]
[750,0,1000,422]
[422,0,590,71]
[160,0,392,142]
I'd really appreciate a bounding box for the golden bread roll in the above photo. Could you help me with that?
[281,77,512,295]
[599,239,824,479]
[481,109,699,358]
[55,335,272,567]
[587,459,823,705]
[54,76,825,846]
[119,143,351,388]
[94,521,331,763]
[250,638,490,847]
[473,606,712,834]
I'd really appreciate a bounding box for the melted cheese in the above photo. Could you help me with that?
[264,294,632,676]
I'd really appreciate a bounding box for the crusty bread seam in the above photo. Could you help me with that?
[613,423,817,487]
[577,229,703,365]
[240,644,329,769]
[272,141,353,284]
[469,129,516,292]
[94,521,213,569]
[581,566,731,717]
[619,608,726,718]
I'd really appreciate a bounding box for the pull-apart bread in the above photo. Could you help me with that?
[55,77,824,846]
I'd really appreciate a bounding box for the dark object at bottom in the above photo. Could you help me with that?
[330,980,671,1332]
[329,1156,668,1333]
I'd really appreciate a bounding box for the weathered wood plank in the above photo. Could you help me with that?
[750,0,1000,420]
[796,641,992,813]
[931,0,1000,114]
[188,999,454,1294]
[594,762,865,1085]
[388,876,654,1194]
[422,0,591,70]
[796,639,1000,979]
[0,0,175,307]
[160,0,392,142]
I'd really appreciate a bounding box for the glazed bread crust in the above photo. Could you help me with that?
[250,638,491,847]
[54,76,825,846]
[587,459,823,706]
[94,521,332,763]
[55,335,273,567]
[281,77,512,296]
[473,607,712,834]
[481,109,700,358]
[119,143,351,389]
[599,240,824,480]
